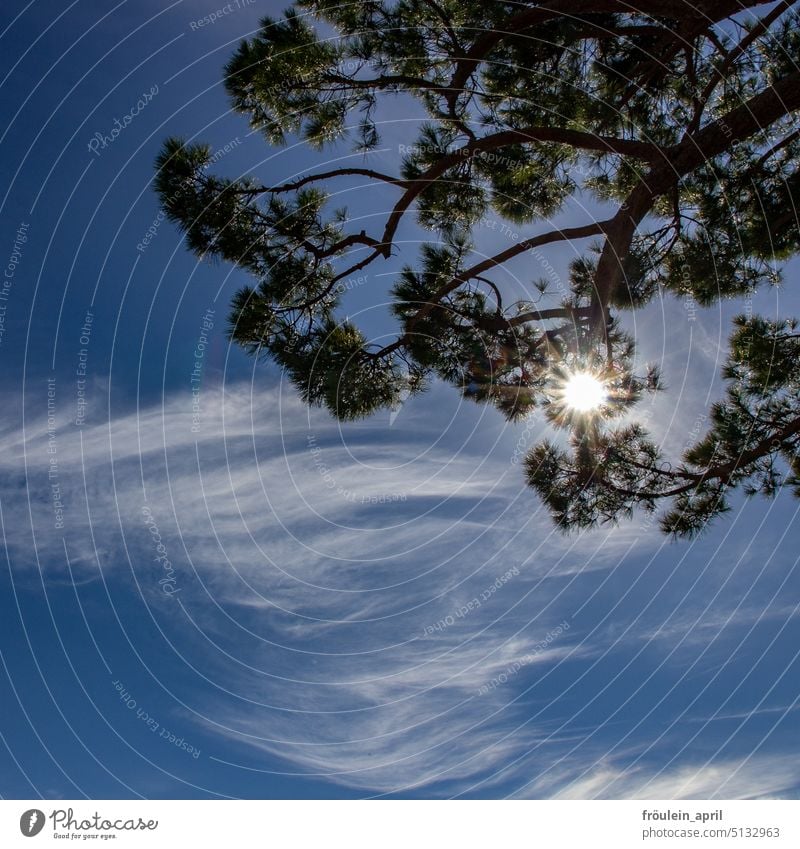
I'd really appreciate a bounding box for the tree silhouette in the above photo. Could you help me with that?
[156,0,800,536]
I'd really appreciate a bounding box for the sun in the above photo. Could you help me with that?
[561,371,607,412]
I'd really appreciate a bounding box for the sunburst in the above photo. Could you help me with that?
[561,371,607,412]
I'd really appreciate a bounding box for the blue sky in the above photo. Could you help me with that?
[0,0,799,799]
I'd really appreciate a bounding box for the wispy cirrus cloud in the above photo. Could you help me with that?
[540,753,800,799]
[2,379,797,798]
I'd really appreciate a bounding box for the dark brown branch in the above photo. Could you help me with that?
[699,415,800,483]
[464,218,614,287]
[604,414,800,501]
[323,72,444,95]
[368,218,610,360]
[266,167,410,193]
[473,275,504,311]
[379,126,664,256]
[332,247,384,285]
[749,127,800,173]
[502,305,592,329]
[315,230,383,260]
[233,168,408,196]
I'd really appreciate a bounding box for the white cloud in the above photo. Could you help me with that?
[6,379,793,798]
[543,754,800,799]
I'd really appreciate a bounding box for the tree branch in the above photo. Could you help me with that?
[590,68,800,328]
[689,0,796,132]
[366,218,611,360]
[265,167,410,193]
[379,125,664,255]
[605,413,800,501]
[443,0,752,113]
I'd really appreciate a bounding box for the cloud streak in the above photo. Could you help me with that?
[2,379,797,798]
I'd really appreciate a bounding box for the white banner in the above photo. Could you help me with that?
[1,800,798,848]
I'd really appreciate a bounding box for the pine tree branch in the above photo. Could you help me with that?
[264,168,410,193]
[366,218,610,360]
[443,0,754,114]
[379,126,664,255]
[590,67,800,329]
[604,413,800,501]
[689,0,797,132]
